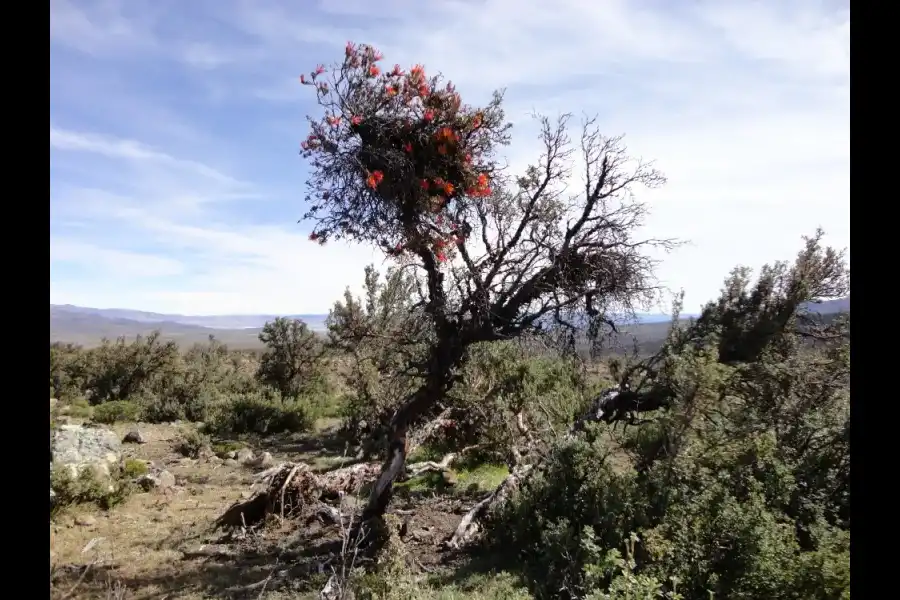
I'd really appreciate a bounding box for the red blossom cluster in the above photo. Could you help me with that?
[299,43,494,262]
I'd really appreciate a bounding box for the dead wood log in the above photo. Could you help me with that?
[216,452,470,529]
[444,464,532,549]
[445,386,669,548]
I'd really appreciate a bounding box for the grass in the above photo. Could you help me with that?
[396,462,510,496]
[50,418,533,599]
[457,463,509,491]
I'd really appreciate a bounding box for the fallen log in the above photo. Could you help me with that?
[216,452,469,529]
[217,462,381,529]
[444,464,532,549]
[445,386,668,548]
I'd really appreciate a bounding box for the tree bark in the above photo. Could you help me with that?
[362,373,451,520]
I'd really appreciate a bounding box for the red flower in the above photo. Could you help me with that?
[435,127,458,142]
[366,170,384,189]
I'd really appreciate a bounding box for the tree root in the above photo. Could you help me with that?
[216,453,470,530]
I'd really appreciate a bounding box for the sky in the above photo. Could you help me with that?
[49,0,850,316]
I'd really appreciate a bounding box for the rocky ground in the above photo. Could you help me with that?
[49,419,512,600]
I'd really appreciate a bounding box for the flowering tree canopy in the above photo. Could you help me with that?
[298,43,677,520]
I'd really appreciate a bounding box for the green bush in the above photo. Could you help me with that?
[50,463,133,517]
[92,400,142,424]
[47,332,331,429]
[483,238,850,600]
[173,429,211,458]
[122,458,149,478]
[208,391,314,435]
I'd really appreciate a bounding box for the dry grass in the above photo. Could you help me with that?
[49,422,340,599]
[49,418,546,599]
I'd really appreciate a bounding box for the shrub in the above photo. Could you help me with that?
[257,317,330,399]
[173,428,211,458]
[92,400,142,424]
[483,235,850,600]
[122,458,149,478]
[208,391,314,435]
[47,335,268,425]
[50,463,133,517]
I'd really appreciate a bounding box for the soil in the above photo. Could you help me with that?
[49,420,487,600]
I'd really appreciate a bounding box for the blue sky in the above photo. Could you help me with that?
[50,0,850,316]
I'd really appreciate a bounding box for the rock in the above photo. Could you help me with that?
[157,470,176,488]
[255,451,275,468]
[223,459,239,467]
[50,424,122,495]
[75,514,97,527]
[122,430,145,444]
[138,469,176,491]
[52,424,121,466]
[235,448,255,463]
[137,475,158,491]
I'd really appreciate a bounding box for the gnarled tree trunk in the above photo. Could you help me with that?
[362,337,466,522]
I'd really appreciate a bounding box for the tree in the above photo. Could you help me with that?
[298,43,676,521]
[327,265,431,457]
[257,317,325,399]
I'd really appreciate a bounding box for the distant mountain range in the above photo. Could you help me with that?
[49,297,848,349]
[50,304,329,330]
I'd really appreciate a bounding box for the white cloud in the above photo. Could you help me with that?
[49,0,849,316]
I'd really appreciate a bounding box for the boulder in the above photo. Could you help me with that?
[51,425,122,497]
[122,430,146,444]
[52,424,121,467]
[138,469,176,491]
